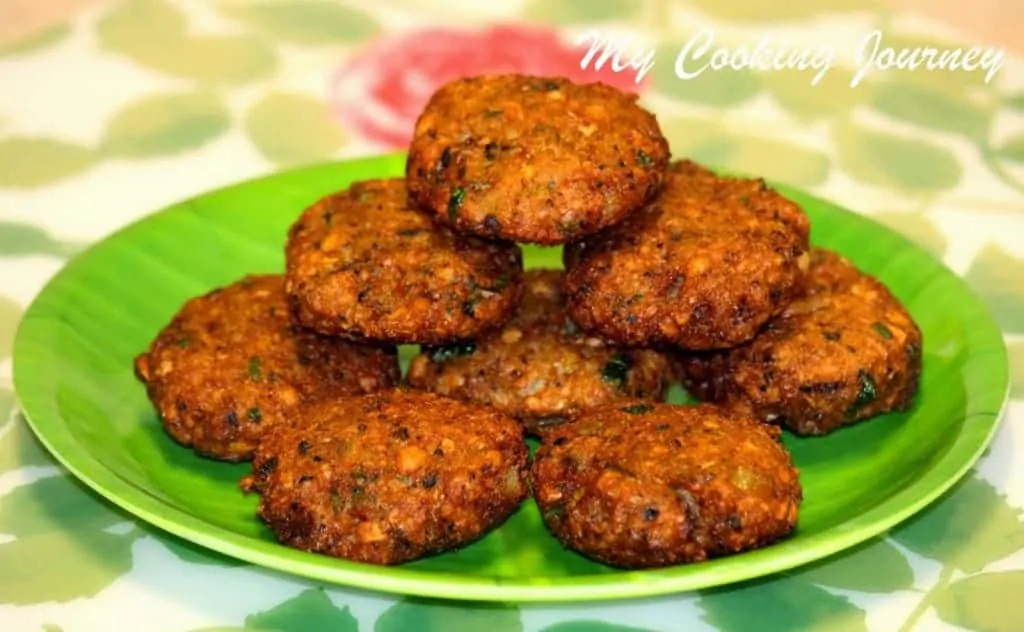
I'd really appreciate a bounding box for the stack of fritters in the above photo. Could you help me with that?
[135,72,922,571]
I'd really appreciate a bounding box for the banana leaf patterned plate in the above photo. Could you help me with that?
[11,153,1009,602]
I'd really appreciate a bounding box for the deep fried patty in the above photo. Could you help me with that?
[241,389,530,565]
[405,269,675,436]
[133,274,400,462]
[531,402,801,569]
[678,249,923,436]
[285,178,524,345]
[563,160,811,350]
[406,74,670,245]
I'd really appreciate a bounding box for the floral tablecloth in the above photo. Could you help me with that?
[1,1,1023,630]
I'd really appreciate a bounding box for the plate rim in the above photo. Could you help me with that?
[11,153,1012,603]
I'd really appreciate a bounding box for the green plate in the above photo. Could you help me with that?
[12,153,1009,602]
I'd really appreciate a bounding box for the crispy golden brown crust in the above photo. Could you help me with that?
[241,389,530,565]
[530,402,801,569]
[678,249,923,436]
[406,74,670,245]
[133,274,400,462]
[405,269,675,436]
[284,178,524,345]
[563,160,811,350]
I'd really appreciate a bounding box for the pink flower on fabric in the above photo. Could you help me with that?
[328,23,647,149]
[0,0,101,46]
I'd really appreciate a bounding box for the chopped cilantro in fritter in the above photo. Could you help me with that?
[847,369,877,415]
[448,187,465,219]
[621,403,654,414]
[428,342,476,363]
[247,356,262,380]
[602,354,632,388]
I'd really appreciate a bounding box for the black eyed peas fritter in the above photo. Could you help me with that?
[406,269,675,436]
[530,402,802,569]
[284,178,524,345]
[563,160,812,350]
[678,248,923,436]
[241,390,530,565]
[405,74,670,245]
[133,274,400,462]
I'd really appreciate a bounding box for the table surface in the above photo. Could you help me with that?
[2,1,1023,631]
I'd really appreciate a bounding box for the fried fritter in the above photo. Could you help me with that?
[678,248,923,436]
[406,269,675,435]
[531,402,801,569]
[285,178,524,345]
[133,274,400,462]
[406,74,670,245]
[563,160,811,350]
[241,389,530,565]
